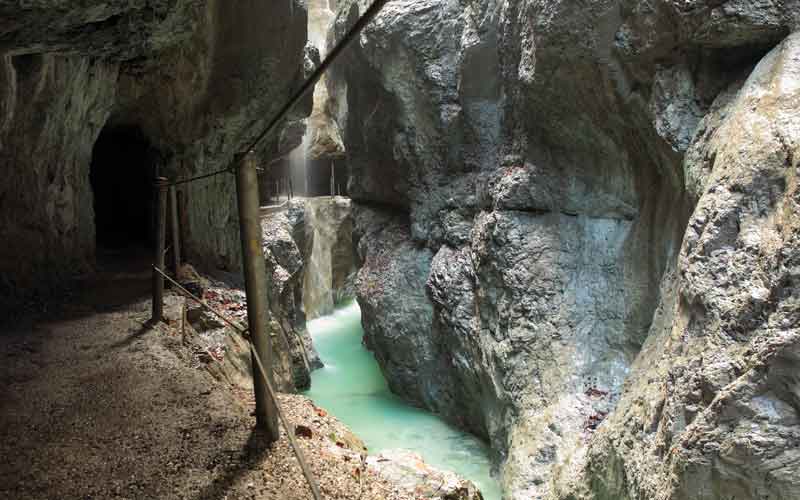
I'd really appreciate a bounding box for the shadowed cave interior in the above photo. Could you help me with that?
[90,125,156,251]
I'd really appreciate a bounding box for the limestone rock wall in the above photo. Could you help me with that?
[0,55,118,296]
[302,197,357,319]
[307,0,345,161]
[260,197,357,385]
[573,34,800,500]
[329,0,800,498]
[0,0,310,301]
[261,201,319,391]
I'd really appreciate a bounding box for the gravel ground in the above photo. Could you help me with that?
[0,252,411,500]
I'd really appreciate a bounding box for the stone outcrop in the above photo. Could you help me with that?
[306,0,346,161]
[157,194,358,393]
[0,1,311,303]
[260,196,357,385]
[367,450,484,500]
[161,287,299,394]
[329,0,800,498]
[261,201,319,390]
[302,197,357,319]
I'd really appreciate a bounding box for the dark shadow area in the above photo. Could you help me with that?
[0,124,162,324]
[259,157,349,204]
[194,428,273,500]
[108,319,157,350]
[0,246,153,328]
[90,124,156,250]
[307,158,348,197]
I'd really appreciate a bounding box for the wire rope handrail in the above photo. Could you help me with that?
[161,0,392,190]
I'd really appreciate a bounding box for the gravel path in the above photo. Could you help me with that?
[0,253,409,500]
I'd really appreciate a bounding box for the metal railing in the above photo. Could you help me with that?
[154,267,323,500]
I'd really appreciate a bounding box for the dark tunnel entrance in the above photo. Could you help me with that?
[90,125,156,250]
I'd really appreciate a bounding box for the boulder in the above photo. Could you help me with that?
[367,450,484,500]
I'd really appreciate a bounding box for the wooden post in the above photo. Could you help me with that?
[249,345,324,500]
[235,151,280,442]
[151,265,321,500]
[169,185,181,274]
[330,162,335,197]
[152,177,169,323]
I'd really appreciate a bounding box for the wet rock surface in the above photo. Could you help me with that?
[306,0,346,161]
[259,197,357,384]
[330,0,800,498]
[261,200,321,389]
[576,33,800,500]
[302,197,358,319]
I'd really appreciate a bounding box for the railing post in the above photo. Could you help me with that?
[235,151,280,442]
[152,177,169,323]
[169,185,181,274]
[330,162,335,197]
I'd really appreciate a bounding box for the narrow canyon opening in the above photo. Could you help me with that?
[304,302,501,499]
[89,124,156,252]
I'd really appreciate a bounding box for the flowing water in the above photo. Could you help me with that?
[305,302,502,500]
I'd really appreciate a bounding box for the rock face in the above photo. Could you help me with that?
[306,0,345,161]
[329,0,800,498]
[160,194,358,394]
[161,286,299,394]
[302,197,357,319]
[574,34,800,500]
[260,196,357,386]
[0,1,311,302]
[261,201,319,390]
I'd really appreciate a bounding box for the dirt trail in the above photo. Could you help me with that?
[0,251,406,500]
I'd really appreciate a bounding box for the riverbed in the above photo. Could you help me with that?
[305,302,502,500]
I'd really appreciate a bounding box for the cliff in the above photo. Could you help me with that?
[326,1,800,498]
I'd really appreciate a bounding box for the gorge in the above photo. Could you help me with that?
[305,302,502,499]
[1,1,799,500]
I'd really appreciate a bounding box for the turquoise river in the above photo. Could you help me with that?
[305,302,502,500]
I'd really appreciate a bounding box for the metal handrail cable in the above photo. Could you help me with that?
[156,0,391,189]
[153,266,323,500]
[242,0,392,155]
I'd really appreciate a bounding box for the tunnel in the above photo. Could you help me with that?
[90,125,156,250]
